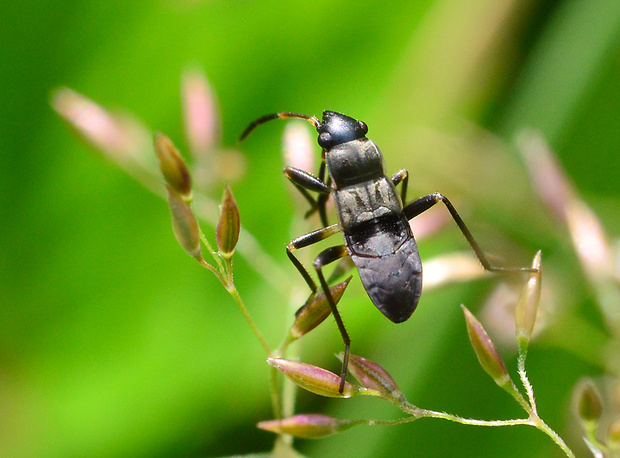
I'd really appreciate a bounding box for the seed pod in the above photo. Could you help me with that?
[216,186,240,257]
[155,133,192,200]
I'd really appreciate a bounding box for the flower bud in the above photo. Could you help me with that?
[423,252,488,291]
[155,133,192,200]
[166,186,202,261]
[290,277,352,339]
[267,358,358,398]
[515,251,542,347]
[216,186,240,257]
[461,305,511,387]
[52,87,150,164]
[181,67,218,159]
[341,353,405,403]
[283,121,315,174]
[608,416,620,447]
[257,414,360,439]
[575,379,603,426]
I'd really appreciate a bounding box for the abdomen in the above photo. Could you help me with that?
[346,215,423,323]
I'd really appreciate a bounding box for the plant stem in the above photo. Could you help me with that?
[517,347,538,416]
[367,403,575,457]
[193,194,291,293]
[398,403,531,427]
[198,258,225,284]
[529,416,575,458]
[226,285,271,355]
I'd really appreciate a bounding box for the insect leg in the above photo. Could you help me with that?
[284,166,331,224]
[286,223,341,292]
[313,244,351,393]
[404,193,537,273]
[316,189,330,227]
[391,169,409,203]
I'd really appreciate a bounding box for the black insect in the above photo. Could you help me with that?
[240,111,536,392]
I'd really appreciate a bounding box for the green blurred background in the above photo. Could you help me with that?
[2,0,620,456]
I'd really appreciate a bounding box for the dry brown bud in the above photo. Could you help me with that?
[290,277,352,339]
[155,133,192,200]
[166,186,202,260]
[215,186,240,257]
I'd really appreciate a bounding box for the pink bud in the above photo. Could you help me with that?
[517,130,575,223]
[257,414,360,439]
[423,253,488,291]
[566,200,614,284]
[283,122,315,175]
[181,67,219,158]
[343,354,405,403]
[267,358,358,398]
[51,87,149,165]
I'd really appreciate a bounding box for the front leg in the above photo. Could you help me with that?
[284,166,331,226]
[391,169,408,204]
[286,223,341,292]
[287,226,352,393]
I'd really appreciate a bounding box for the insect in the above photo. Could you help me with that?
[240,110,536,393]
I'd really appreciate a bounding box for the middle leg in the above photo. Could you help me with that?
[313,244,351,394]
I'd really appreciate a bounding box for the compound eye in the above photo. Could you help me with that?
[318,131,333,149]
[358,120,368,135]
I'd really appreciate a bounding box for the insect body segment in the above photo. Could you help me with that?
[324,129,422,323]
[240,110,536,393]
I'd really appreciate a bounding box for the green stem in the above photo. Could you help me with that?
[192,194,291,293]
[529,416,575,458]
[226,285,271,355]
[585,425,609,455]
[372,403,575,457]
[198,258,225,284]
[517,347,538,416]
[269,364,283,420]
[501,379,532,414]
[199,232,226,274]
[398,403,531,427]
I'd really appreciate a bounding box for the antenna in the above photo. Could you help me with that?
[239,112,320,142]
